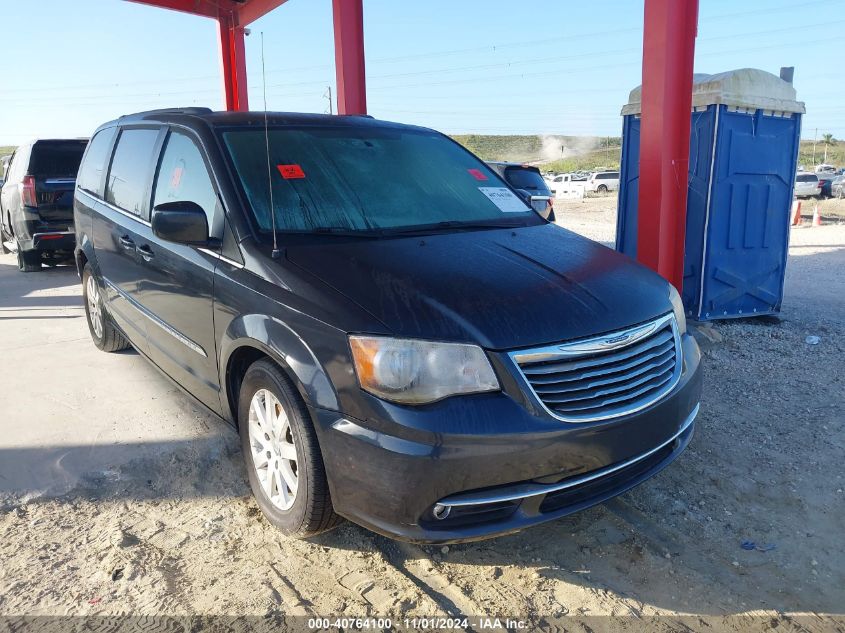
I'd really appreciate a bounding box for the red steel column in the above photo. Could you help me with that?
[218,12,249,111]
[332,0,367,115]
[636,0,698,290]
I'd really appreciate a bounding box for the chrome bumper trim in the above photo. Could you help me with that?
[438,402,699,508]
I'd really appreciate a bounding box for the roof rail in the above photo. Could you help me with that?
[119,107,213,119]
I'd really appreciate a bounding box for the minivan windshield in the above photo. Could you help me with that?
[221,126,538,234]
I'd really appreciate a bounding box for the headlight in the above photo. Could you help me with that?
[668,284,687,334]
[349,336,500,404]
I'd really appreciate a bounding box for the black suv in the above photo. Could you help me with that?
[1,138,88,271]
[486,161,555,221]
[74,108,701,543]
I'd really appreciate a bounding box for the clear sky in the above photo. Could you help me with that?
[0,0,840,146]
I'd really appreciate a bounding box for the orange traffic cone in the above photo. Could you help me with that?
[812,204,822,227]
[791,200,802,226]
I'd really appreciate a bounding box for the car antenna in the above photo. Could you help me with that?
[261,31,281,260]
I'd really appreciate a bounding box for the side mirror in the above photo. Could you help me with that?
[151,201,209,245]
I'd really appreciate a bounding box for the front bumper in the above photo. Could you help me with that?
[312,333,702,543]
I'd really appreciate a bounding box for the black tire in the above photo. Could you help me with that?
[238,359,342,537]
[17,246,41,272]
[0,217,10,253]
[82,264,130,352]
[597,184,609,193]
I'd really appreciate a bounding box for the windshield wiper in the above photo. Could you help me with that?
[388,220,523,235]
[309,226,386,237]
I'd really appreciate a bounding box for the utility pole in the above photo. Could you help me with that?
[812,128,817,166]
[324,86,333,115]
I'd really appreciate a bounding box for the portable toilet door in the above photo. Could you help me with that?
[616,68,805,320]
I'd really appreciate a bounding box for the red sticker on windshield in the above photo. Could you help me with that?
[468,168,488,181]
[277,164,305,179]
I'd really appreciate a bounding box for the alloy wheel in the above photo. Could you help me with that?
[248,388,299,511]
[86,275,103,339]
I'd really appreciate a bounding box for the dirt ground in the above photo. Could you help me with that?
[0,200,843,630]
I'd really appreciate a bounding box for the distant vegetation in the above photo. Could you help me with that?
[452,134,844,175]
[451,134,621,172]
[450,135,545,162]
[797,137,843,170]
[541,148,621,174]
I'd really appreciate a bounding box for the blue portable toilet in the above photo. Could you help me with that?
[616,68,805,320]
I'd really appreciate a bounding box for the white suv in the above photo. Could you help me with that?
[585,171,620,193]
[794,173,821,198]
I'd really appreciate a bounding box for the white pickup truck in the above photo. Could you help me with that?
[546,173,585,200]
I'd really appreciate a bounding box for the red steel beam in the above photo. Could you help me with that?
[217,12,249,111]
[238,0,290,26]
[332,0,367,115]
[636,0,698,290]
[125,0,230,19]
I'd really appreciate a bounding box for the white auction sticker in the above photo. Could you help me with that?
[478,187,531,213]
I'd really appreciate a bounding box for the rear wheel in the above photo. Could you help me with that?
[238,359,342,537]
[17,246,41,272]
[82,264,130,352]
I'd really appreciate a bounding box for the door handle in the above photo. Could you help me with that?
[137,244,155,261]
[118,235,135,250]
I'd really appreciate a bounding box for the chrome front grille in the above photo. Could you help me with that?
[511,313,681,422]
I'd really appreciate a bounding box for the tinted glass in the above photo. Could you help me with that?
[77,128,117,196]
[153,131,217,226]
[504,167,551,194]
[30,141,87,178]
[106,129,160,216]
[222,126,536,234]
[796,174,818,182]
[4,153,18,181]
[7,148,27,183]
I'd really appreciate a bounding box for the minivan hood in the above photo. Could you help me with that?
[285,224,673,350]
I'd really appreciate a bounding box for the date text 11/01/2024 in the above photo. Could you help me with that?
[308,617,528,630]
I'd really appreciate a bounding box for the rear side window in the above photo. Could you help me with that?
[78,128,117,196]
[6,147,28,183]
[30,141,88,178]
[152,131,218,228]
[106,128,160,216]
[504,167,551,194]
[796,174,818,183]
[596,172,618,180]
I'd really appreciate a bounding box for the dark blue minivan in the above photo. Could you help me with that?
[74,108,701,543]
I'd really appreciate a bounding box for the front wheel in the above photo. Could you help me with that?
[238,359,342,537]
[597,184,609,193]
[82,264,130,352]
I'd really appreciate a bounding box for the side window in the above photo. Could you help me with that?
[152,131,218,230]
[105,128,160,217]
[7,148,26,183]
[3,153,15,181]
[77,127,117,196]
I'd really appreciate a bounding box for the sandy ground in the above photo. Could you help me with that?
[0,202,843,629]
